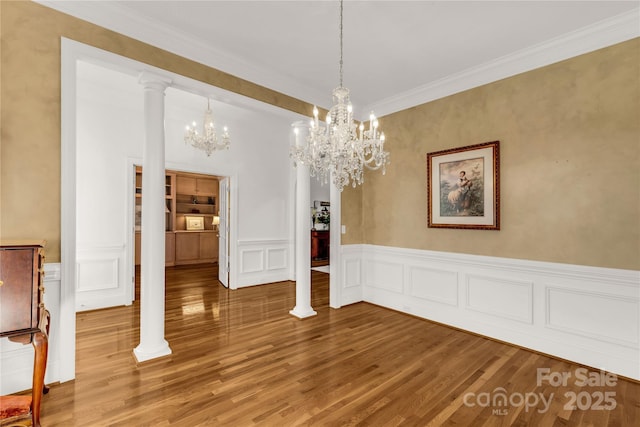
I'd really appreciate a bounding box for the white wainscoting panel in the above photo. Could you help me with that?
[409,266,458,307]
[466,275,533,324]
[0,263,61,395]
[76,246,129,311]
[77,258,119,291]
[237,239,290,287]
[546,287,638,347]
[364,260,404,294]
[266,247,287,271]
[340,246,363,305]
[344,244,640,380]
[240,248,264,273]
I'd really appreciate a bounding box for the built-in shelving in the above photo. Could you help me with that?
[134,167,175,233]
[134,167,219,266]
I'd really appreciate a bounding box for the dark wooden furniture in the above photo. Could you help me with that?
[311,230,330,266]
[0,240,49,427]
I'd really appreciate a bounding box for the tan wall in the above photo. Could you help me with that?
[0,1,311,262]
[2,3,638,270]
[342,39,639,270]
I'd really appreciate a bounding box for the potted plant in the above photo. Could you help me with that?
[316,209,330,230]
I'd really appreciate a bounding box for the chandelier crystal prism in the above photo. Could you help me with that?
[290,0,389,191]
[184,99,230,156]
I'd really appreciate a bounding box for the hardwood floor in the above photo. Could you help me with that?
[36,265,638,426]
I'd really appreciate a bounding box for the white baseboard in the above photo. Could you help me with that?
[341,244,639,380]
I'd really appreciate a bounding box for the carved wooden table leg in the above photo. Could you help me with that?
[31,330,48,427]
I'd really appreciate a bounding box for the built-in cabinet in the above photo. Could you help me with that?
[175,175,218,232]
[165,232,176,265]
[174,231,218,264]
[134,168,175,233]
[134,232,176,266]
[176,175,217,196]
[135,167,219,266]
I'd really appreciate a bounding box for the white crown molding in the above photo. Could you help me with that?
[37,2,639,117]
[366,8,640,117]
[35,0,328,107]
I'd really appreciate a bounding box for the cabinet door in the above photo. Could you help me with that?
[137,232,175,266]
[176,176,197,195]
[165,232,176,266]
[196,178,216,196]
[311,231,329,261]
[135,232,141,265]
[0,248,38,333]
[311,232,320,259]
[199,233,218,260]
[175,233,200,262]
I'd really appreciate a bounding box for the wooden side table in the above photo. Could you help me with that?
[0,240,49,427]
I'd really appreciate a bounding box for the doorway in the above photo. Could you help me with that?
[62,38,317,384]
[132,167,229,298]
[310,176,330,275]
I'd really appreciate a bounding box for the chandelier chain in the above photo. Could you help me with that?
[339,0,343,88]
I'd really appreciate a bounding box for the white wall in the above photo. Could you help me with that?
[164,88,294,242]
[310,178,330,209]
[76,61,302,310]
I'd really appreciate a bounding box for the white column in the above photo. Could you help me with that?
[329,172,341,309]
[290,121,317,319]
[134,72,173,362]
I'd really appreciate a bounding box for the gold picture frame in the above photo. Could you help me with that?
[185,215,205,231]
[427,141,500,230]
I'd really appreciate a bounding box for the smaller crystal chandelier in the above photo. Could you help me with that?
[290,0,389,191]
[184,99,230,156]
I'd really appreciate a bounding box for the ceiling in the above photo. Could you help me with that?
[39,1,639,119]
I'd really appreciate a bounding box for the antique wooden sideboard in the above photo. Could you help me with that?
[311,230,330,266]
[0,240,49,427]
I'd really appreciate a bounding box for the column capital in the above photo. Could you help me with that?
[138,71,172,90]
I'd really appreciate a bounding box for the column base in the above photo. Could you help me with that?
[133,340,172,363]
[289,307,318,319]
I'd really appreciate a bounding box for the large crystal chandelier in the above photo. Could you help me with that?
[290,0,389,191]
[184,99,230,156]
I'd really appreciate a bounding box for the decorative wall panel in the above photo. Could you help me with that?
[237,240,290,287]
[409,266,458,306]
[347,244,640,380]
[77,258,119,291]
[546,287,639,347]
[466,275,533,324]
[75,246,129,311]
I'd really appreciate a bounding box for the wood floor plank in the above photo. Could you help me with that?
[26,264,639,426]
